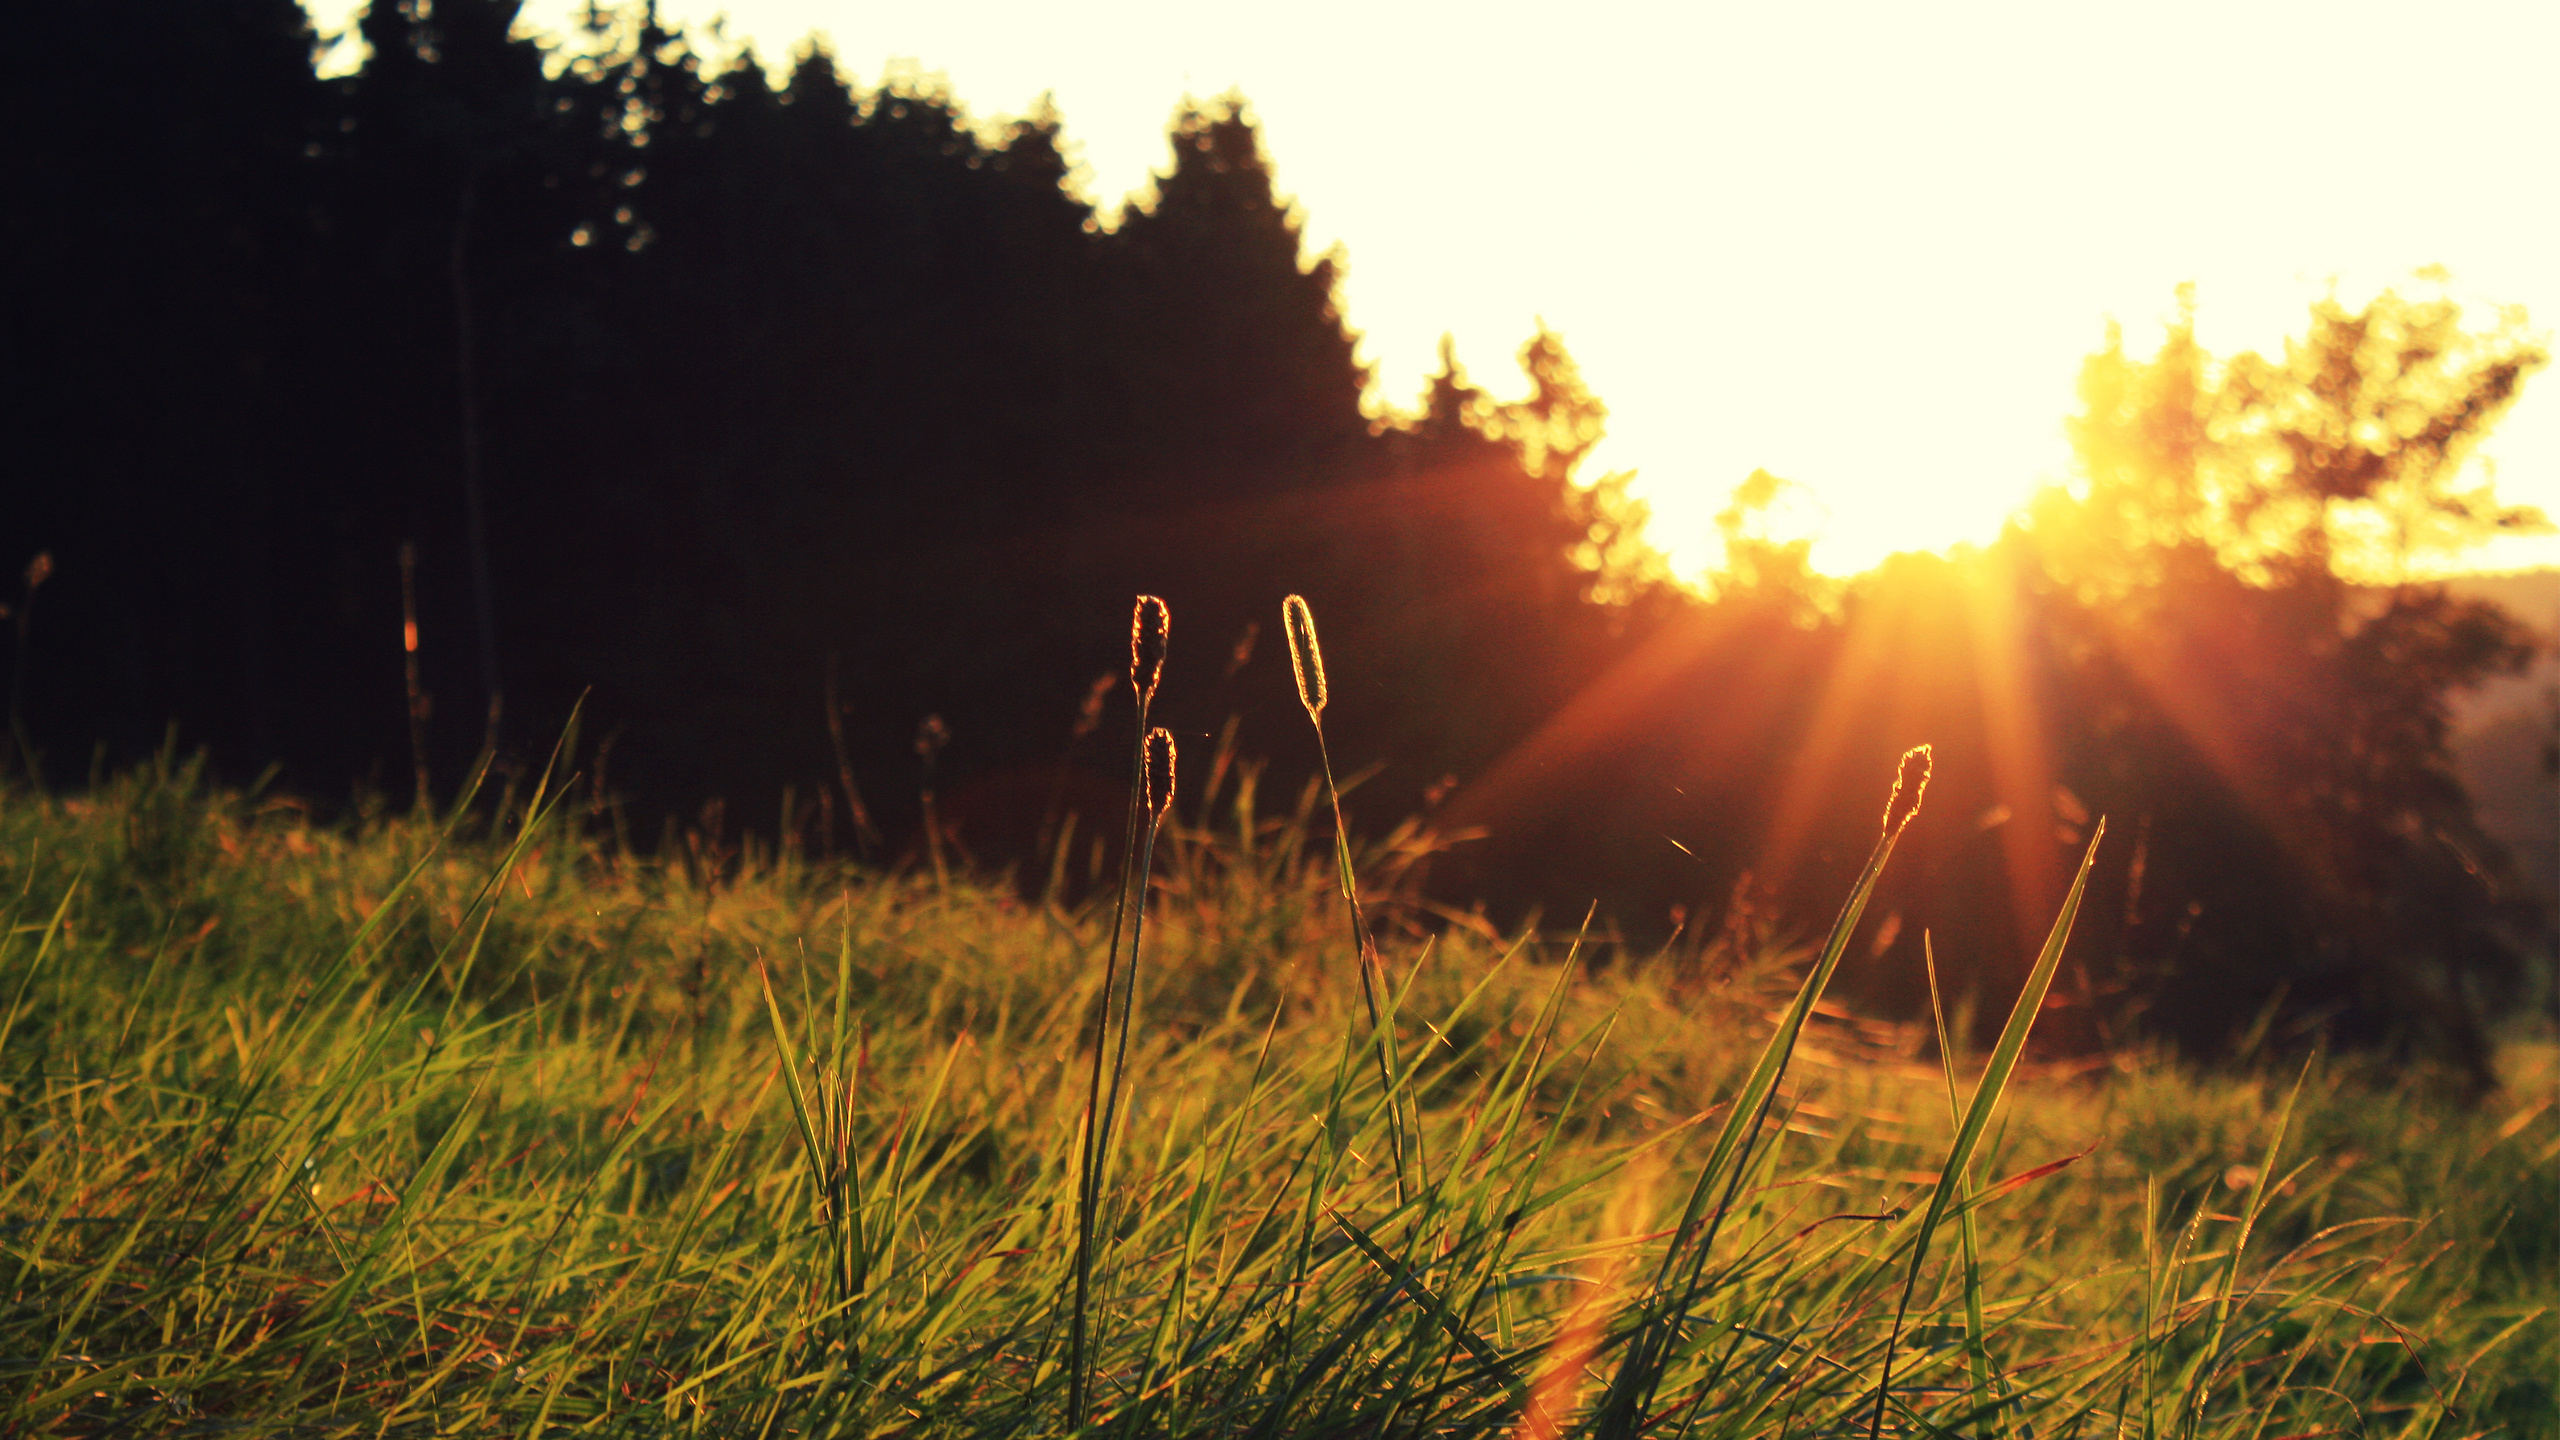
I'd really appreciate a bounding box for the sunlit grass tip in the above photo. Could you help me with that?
[1882,741,1931,840]
[1143,725,1177,821]
[1131,593,1169,709]
[1283,592,1325,715]
[1280,591,1414,1201]
[1071,595,1174,1429]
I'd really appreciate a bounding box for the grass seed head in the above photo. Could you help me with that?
[1883,743,1933,841]
[1283,594,1326,716]
[1144,727,1178,820]
[1131,595,1170,707]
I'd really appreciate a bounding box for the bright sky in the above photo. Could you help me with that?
[316,0,2560,579]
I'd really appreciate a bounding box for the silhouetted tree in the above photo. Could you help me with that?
[1408,288,2548,1082]
[8,0,335,769]
[1103,98,1370,511]
[2016,286,2548,1080]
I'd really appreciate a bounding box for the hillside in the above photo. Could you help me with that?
[0,763,2551,1433]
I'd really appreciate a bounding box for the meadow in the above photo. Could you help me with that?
[0,735,2553,1437]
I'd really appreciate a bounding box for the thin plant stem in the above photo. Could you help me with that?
[1070,595,1167,1429]
[1283,594,1412,1205]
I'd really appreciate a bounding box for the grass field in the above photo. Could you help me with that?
[1,748,2553,1436]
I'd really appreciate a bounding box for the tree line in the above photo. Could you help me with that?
[7,0,2550,1078]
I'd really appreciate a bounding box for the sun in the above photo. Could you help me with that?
[1600,426,2057,587]
[1574,270,2559,588]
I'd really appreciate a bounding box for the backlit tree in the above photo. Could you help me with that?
[2020,284,2549,1081]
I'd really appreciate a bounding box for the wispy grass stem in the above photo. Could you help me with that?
[1070,594,1170,1429]
[1284,594,1415,1206]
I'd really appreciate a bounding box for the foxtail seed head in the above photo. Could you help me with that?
[1882,743,1932,841]
[1282,594,1326,716]
[1131,596,1170,707]
[1072,672,1114,741]
[1143,727,1178,820]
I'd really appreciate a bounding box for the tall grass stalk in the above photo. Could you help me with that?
[1926,934,2003,1434]
[1096,728,1178,1190]
[4,551,51,788]
[1069,594,1169,1428]
[823,652,881,858]
[1595,744,1932,1439]
[1284,593,1414,1204]
[397,540,433,813]
[1869,819,2102,1440]
[917,714,952,890]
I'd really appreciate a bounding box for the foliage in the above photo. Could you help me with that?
[2018,285,2550,1081]
[1480,326,1667,609]
[1699,469,1838,624]
[2052,283,2548,590]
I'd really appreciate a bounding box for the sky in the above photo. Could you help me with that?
[315,0,2560,580]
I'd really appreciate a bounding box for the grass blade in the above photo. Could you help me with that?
[1929,933,2002,1433]
[1870,821,2104,1440]
[1598,745,1932,1439]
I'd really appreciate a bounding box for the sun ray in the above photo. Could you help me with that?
[1754,583,1920,897]
[1958,552,2064,976]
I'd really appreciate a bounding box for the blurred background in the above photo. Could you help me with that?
[8,0,2556,1080]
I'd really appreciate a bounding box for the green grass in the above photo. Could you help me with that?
[0,748,2552,1436]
